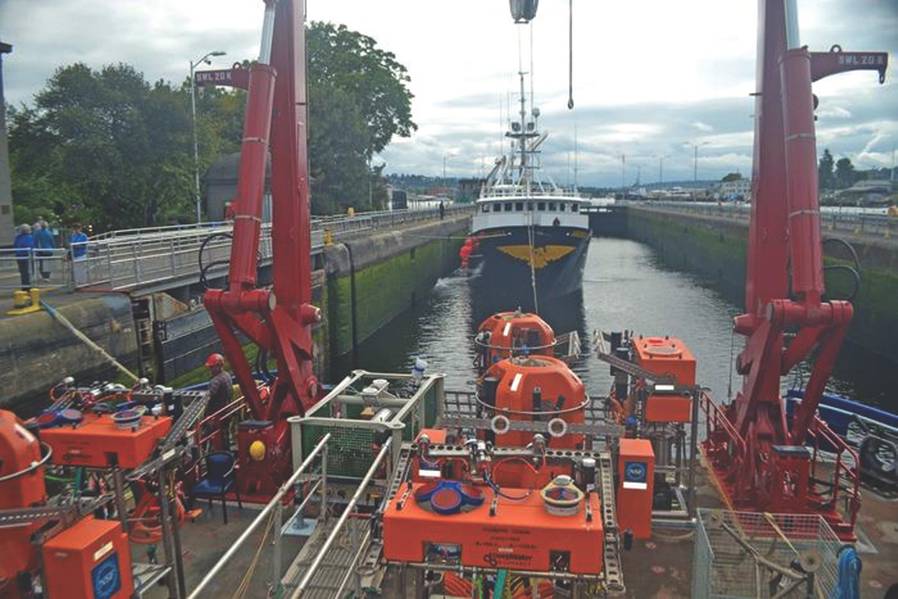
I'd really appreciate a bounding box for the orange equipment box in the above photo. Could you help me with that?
[383,483,603,574]
[617,438,655,539]
[633,336,695,423]
[42,414,171,469]
[42,516,134,599]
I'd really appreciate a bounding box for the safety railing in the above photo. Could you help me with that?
[0,248,73,291]
[806,415,861,535]
[699,391,747,486]
[186,433,332,599]
[68,204,473,291]
[630,200,898,240]
[288,438,392,598]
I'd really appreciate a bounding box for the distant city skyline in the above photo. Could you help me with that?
[2,0,896,187]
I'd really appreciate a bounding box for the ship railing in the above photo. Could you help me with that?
[186,433,332,599]
[805,415,861,534]
[699,391,747,483]
[191,396,250,455]
[699,391,862,539]
[479,187,583,199]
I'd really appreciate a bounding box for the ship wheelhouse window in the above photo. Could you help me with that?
[515,202,524,211]
[527,202,534,211]
[504,202,513,212]
[548,202,557,211]
[493,203,501,212]
[559,203,567,212]
[537,202,546,211]
[482,204,489,213]
[571,203,579,212]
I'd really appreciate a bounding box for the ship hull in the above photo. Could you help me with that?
[470,225,589,308]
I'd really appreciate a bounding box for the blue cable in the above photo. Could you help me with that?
[831,545,861,599]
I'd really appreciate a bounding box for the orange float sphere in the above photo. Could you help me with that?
[480,355,585,450]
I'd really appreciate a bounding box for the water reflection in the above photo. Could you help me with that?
[335,237,893,408]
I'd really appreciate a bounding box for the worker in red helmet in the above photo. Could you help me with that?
[205,353,233,448]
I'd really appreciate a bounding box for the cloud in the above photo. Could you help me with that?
[2,0,896,186]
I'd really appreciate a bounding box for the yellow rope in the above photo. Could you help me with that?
[231,509,276,599]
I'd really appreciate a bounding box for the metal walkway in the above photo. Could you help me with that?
[0,205,472,293]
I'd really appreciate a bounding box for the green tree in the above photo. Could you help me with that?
[308,83,371,214]
[9,63,194,230]
[8,21,416,226]
[818,149,835,190]
[307,22,416,213]
[721,172,742,182]
[835,156,857,189]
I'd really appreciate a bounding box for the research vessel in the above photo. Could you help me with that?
[466,79,590,309]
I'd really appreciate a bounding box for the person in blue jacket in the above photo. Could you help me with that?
[33,219,55,280]
[69,223,89,285]
[69,223,88,259]
[13,224,34,289]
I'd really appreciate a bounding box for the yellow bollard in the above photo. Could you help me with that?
[12,289,30,309]
[7,288,43,316]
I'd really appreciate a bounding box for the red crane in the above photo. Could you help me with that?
[202,0,321,498]
[703,0,887,538]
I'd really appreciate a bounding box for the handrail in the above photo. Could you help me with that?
[187,433,331,599]
[630,201,896,238]
[289,437,392,598]
[66,204,474,291]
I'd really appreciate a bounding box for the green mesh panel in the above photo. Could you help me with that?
[300,385,439,479]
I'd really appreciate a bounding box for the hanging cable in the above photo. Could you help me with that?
[727,329,736,402]
[527,219,539,314]
[529,21,535,114]
[567,0,574,109]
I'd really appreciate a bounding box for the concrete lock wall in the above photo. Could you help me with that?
[0,293,139,410]
[626,206,898,363]
[322,218,465,357]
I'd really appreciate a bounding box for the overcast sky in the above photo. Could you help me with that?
[2,0,896,186]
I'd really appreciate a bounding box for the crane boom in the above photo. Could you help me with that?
[203,0,320,498]
[703,0,887,539]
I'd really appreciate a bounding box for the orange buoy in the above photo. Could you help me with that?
[474,310,556,373]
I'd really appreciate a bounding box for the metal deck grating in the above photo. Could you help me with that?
[281,518,369,598]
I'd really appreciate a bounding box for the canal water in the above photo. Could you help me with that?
[336,236,894,408]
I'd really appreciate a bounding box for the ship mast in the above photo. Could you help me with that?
[518,69,528,185]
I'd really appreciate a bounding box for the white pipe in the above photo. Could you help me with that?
[258,1,278,64]
[784,0,801,50]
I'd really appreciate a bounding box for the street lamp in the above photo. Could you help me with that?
[656,154,668,186]
[685,141,710,184]
[443,153,452,182]
[190,50,226,223]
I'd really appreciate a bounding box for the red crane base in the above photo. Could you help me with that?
[700,394,861,541]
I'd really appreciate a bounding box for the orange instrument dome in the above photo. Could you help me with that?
[481,355,585,449]
[474,310,556,372]
[1,410,48,598]
[0,410,46,509]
